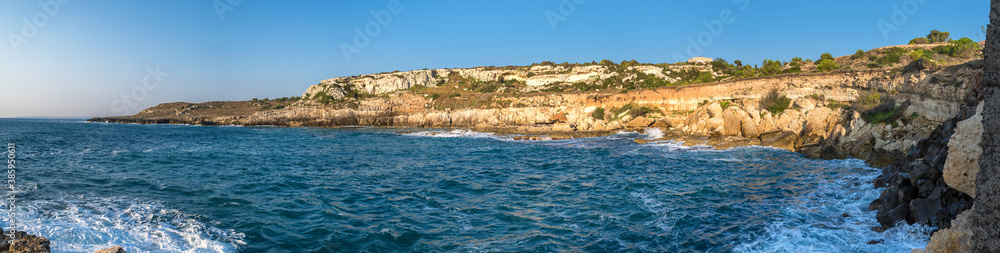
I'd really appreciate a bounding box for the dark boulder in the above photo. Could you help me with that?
[898,184,918,204]
[908,198,941,225]
[917,179,935,198]
[877,203,910,227]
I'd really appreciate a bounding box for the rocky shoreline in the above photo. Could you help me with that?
[85,43,993,251]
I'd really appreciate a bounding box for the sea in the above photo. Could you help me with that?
[0,118,933,252]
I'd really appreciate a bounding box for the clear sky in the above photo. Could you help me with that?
[0,0,988,117]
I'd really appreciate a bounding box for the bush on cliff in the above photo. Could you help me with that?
[760,89,791,115]
[852,49,866,60]
[853,91,905,125]
[909,37,930,45]
[591,107,605,120]
[816,59,840,72]
[609,103,656,120]
[815,53,834,64]
[931,37,979,58]
[927,30,950,43]
[760,59,783,76]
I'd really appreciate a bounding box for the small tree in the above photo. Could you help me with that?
[909,37,930,45]
[927,30,950,43]
[815,53,834,64]
[760,59,782,76]
[851,49,865,60]
[733,60,743,67]
[816,59,840,72]
[791,57,803,62]
[591,107,605,120]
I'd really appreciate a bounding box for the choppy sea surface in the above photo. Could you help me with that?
[0,119,932,252]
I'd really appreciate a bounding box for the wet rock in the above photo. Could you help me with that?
[877,203,910,227]
[871,185,899,211]
[898,184,918,205]
[759,131,797,150]
[918,179,935,198]
[625,116,654,128]
[873,175,888,188]
[0,229,51,253]
[94,246,128,253]
[867,239,884,245]
[918,206,973,253]
[909,162,932,187]
[909,198,941,225]
[895,173,912,189]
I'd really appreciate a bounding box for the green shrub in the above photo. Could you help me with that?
[816,59,840,72]
[816,52,834,64]
[930,37,980,58]
[950,37,979,58]
[609,103,656,120]
[857,93,903,125]
[783,66,802,74]
[430,94,440,100]
[909,37,930,45]
[852,49,865,59]
[720,100,731,110]
[876,50,903,66]
[792,57,803,62]
[760,89,791,115]
[867,62,882,68]
[927,30,950,43]
[909,49,933,61]
[760,59,783,76]
[591,107,605,120]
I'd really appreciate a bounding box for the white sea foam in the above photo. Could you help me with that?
[643,128,664,140]
[402,129,495,139]
[733,159,931,253]
[1,196,244,253]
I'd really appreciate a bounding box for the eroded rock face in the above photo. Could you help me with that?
[974,1,1000,250]
[0,229,51,253]
[944,103,984,198]
[913,206,974,253]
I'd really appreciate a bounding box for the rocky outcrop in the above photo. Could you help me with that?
[867,92,980,231]
[973,1,1000,250]
[0,229,51,253]
[94,246,128,253]
[913,206,974,253]
[943,103,984,198]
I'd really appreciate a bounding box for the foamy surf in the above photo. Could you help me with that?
[1,196,244,253]
[733,159,931,253]
[400,129,496,138]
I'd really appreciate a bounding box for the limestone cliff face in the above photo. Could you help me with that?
[106,61,983,164]
[944,103,984,198]
[300,64,722,100]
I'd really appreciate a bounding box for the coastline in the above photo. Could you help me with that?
[85,52,989,251]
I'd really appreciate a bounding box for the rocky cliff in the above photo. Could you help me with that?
[90,45,990,251]
[973,1,1000,250]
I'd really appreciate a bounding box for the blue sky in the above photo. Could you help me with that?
[0,0,988,117]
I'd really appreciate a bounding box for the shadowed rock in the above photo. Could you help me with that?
[974,0,1000,250]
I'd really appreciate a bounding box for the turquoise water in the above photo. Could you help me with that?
[0,119,930,252]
